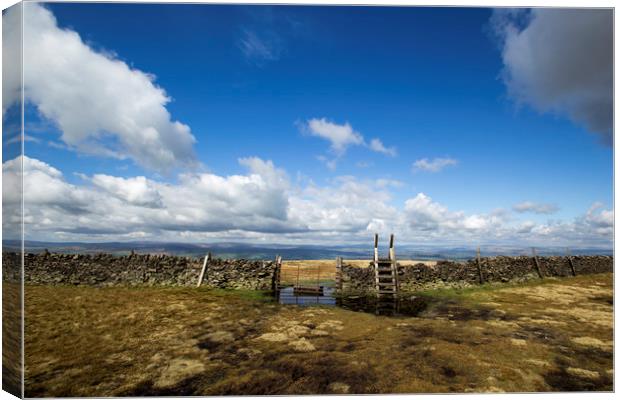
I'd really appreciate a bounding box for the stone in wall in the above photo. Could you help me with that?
[339,263,374,294]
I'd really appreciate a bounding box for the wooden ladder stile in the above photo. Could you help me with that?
[373,233,379,292]
[389,233,398,293]
[373,233,399,302]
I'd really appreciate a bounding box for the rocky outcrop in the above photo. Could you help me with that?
[16,252,277,290]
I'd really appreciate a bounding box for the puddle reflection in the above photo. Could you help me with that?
[276,285,336,306]
[275,286,429,317]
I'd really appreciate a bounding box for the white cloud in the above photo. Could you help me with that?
[317,155,338,171]
[2,2,21,115]
[304,118,364,155]
[301,119,396,167]
[2,156,612,248]
[369,138,397,157]
[403,193,501,235]
[513,201,559,215]
[412,157,458,173]
[516,221,536,234]
[524,203,613,245]
[3,155,297,239]
[91,175,164,208]
[404,193,452,231]
[492,9,613,144]
[3,156,92,209]
[239,29,280,63]
[3,3,197,172]
[581,202,613,234]
[375,178,404,189]
[288,176,399,234]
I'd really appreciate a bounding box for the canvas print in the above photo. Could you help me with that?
[1,1,614,397]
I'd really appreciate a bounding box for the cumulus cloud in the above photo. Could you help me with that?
[581,202,613,234]
[2,156,613,247]
[404,193,505,236]
[412,157,458,173]
[369,138,397,157]
[2,2,21,115]
[513,201,559,215]
[90,175,164,208]
[492,8,613,144]
[3,3,196,172]
[516,220,536,234]
[3,156,92,211]
[301,118,397,168]
[288,176,400,234]
[525,204,613,245]
[3,155,298,239]
[304,118,364,155]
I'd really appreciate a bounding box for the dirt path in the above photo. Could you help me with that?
[24,273,613,395]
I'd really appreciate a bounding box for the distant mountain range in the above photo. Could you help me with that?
[2,240,613,261]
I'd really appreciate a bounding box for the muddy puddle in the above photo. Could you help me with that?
[336,294,429,317]
[276,286,429,317]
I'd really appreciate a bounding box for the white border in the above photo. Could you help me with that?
[0,1,616,400]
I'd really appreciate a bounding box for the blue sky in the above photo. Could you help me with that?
[2,3,613,247]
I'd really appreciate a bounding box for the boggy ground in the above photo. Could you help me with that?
[24,273,612,396]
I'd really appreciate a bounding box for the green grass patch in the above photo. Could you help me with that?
[205,288,273,301]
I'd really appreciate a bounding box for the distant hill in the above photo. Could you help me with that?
[2,240,612,261]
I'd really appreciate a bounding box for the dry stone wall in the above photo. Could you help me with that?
[7,252,613,293]
[340,255,613,294]
[16,252,278,290]
[339,263,374,293]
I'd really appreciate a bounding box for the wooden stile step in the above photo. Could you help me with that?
[373,233,399,297]
[293,285,323,295]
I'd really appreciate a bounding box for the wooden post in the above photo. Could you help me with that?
[566,248,577,276]
[389,233,398,292]
[532,248,543,278]
[316,261,320,288]
[295,257,300,289]
[336,256,343,291]
[196,252,211,287]
[476,247,484,284]
[277,255,282,284]
[271,258,281,292]
[374,233,379,263]
[373,234,379,294]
